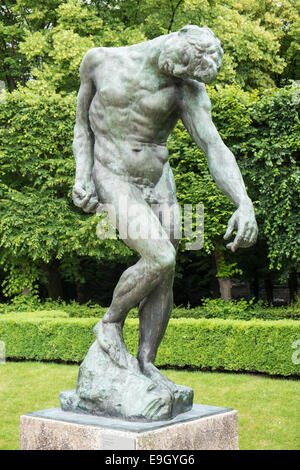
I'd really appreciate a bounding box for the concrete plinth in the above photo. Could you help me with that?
[20,404,238,450]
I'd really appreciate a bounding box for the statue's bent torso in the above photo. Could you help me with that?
[89,45,180,185]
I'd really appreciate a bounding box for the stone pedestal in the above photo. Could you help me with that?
[20,404,238,450]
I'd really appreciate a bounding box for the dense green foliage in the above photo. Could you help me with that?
[239,86,300,274]
[0,311,299,375]
[1,0,299,91]
[0,0,299,303]
[170,84,300,284]
[0,82,298,301]
[0,85,133,298]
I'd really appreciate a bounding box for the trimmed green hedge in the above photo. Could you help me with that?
[0,312,299,376]
[1,297,299,321]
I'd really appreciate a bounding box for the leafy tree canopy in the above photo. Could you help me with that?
[1,0,299,92]
[0,0,299,299]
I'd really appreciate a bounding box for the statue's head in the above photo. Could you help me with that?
[158,25,223,83]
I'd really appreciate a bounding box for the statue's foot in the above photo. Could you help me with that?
[139,362,194,416]
[139,360,176,393]
[94,320,140,372]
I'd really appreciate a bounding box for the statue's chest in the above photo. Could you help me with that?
[95,65,177,117]
[137,86,178,117]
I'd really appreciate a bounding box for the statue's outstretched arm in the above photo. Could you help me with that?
[72,49,100,213]
[179,80,258,251]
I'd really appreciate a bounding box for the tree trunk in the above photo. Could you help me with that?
[288,269,298,303]
[76,281,86,304]
[252,273,259,302]
[22,286,31,296]
[21,266,31,296]
[214,250,232,301]
[43,262,63,300]
[217,277,232,301]
[264,274,273,305]
[209,277,220,299]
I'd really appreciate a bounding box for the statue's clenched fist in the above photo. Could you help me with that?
[72,179,101,214]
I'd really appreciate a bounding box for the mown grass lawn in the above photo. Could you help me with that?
[0,361,299,450]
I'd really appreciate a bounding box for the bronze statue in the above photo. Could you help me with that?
[60,25,258,421]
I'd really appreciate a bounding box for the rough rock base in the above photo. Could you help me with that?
[59,338,193,421]
[20,405,239,450]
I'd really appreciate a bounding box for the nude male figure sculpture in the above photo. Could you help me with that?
[71,25,258,405]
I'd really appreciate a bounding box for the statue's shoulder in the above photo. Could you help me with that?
[79,47,107,78]
[180,79,211,111]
